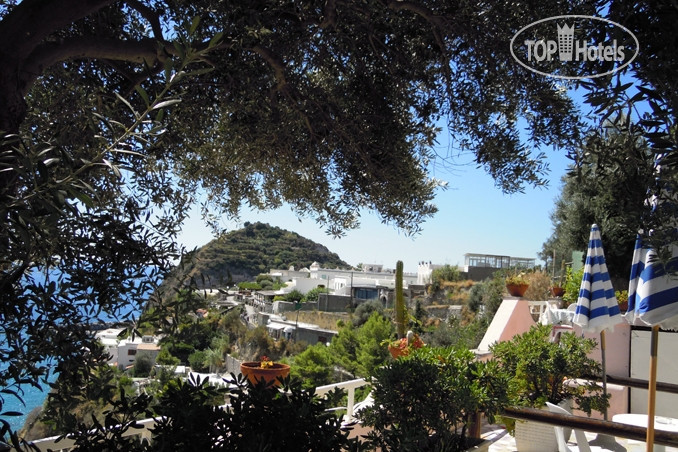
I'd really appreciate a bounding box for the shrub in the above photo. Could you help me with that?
[562,267,585,307]
[352,299,384,326]
[302,286,329,302]
[132,354,153,378]
[285,289,304,302]
[491,325,608,421]
[187,350,208,372]
[151,375,359,451]
[361,346,510,452]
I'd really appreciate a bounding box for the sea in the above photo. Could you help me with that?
[3,378,55,433]
[2,313,141,434]
[2,270,151,434]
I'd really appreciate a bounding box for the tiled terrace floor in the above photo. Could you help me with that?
[481,421,676,452]
[484,427,625,452]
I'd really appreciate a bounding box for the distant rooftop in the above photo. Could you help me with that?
[463,253,536,270]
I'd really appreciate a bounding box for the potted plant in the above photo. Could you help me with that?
[505,272,530,297]
[361,346,510,452]
[550,279,565,298]
[385,330,425,359]
[551,263,567,297]
[616,290,628,312]
[491,325,609,452]
[240,355,290,387]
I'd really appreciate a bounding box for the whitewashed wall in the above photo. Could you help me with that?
[630,329,678,416]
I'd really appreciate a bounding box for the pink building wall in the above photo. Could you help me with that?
[476,298,630,418]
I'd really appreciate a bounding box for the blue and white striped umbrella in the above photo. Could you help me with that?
[626,232,678,451]
[573,224,623,333]
[626,233,678,330]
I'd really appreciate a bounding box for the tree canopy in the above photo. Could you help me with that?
[540,124,656,289]
[3,1,678,440]
[0,0,594,404]
[579,1,678,261]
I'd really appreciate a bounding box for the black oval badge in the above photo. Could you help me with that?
[510,15,639,80]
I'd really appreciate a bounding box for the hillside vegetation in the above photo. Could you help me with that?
[165,222,350,288]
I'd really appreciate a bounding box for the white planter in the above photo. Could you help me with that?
[513,399,572,452]
[466,438,491,452]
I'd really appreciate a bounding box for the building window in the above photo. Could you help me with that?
[127,349,137,356]
[355,288,378,300]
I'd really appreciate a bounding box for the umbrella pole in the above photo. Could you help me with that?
[646,324,660,452]
[600,330,608,421]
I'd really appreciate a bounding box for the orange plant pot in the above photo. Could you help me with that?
[240,362,290,386]
[506,283,529,297]
[551,286,565,297]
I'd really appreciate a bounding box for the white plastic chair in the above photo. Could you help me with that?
[546,401,591,452]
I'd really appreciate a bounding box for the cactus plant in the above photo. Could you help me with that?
[395,260,406,338]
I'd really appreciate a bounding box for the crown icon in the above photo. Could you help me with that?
[557,23,574,61]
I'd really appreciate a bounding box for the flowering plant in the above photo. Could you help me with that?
[259,355,273,369]
[505,272,528,286]
[383,331,424,358]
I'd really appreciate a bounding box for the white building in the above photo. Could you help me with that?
[417,261,445,285]
[95,329,161,370]
[266,261,422,301]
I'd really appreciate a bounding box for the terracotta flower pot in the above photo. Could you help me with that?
[240,361,290,386]
[506,283,529,297]
[551,286,565,297]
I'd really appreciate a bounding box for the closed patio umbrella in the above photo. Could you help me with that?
[626,233,678,452]
[573,224,623,420]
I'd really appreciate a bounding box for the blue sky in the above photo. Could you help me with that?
[177,128,573,274]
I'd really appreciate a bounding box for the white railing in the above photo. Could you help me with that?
[27,417,158,452]
[315,378,371,423]
[26,378,370,452]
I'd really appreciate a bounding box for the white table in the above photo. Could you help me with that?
[612,413,678,452]
[544,307,576,325]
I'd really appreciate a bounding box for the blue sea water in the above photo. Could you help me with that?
[2,269,150,434]
[2,380,53,432]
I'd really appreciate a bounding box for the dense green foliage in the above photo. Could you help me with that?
[302,286,329,303]
[429,264,462,293]
[467,277,504,320]
[560,266,586,307]
[2,0,678,448]
[58,374,359,451]
[0,1,601,416]
[579,1,678,264]
[361,346,510,452]
[162,222,349,289]
[289,343,335,389]
[427,317,488,350]
[491,325,608,416]
[540,126,655,289]
[292,310,396,382]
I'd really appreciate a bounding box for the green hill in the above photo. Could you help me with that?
[164,222,351,289]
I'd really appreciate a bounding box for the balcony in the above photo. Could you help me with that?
[18,377,678,452]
